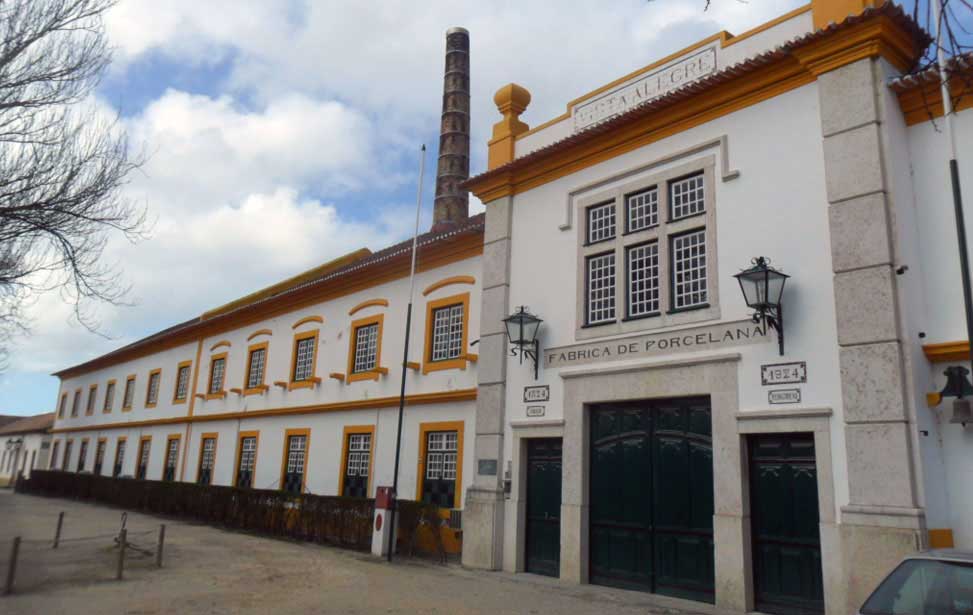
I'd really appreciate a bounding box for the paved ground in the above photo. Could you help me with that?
[0,490,729,615]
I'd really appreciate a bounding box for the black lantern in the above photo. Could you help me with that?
[735,256,789,356]
[503,306,542,379]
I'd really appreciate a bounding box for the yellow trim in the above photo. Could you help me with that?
[196,432,219,483]
[288,329,321,390]
[209,340,231,351]
[896,78,973,126]
[246,328,273,342]
[927,392,943,408]
[422,275,476,297]
[51,389,477,433]
[929,528,955,549]
[172,360,193,404]
[348,298,389,316]
[338,425,375,497]
[422,292,471,374]
[145,368,162,409]
[205,352,229,399]
[292,315,324,329]
[103,379,116,414]
[923,340,970,363]
[329,372,345,382]
[347,314,384,383]
[233,430,260,489]
[163,433,181,480]
[280,428,311,493]
[244,341,270,395]
[122,375,136,412]
[85,383,98,416]
[415,420,465,508]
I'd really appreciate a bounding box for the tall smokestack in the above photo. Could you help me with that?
[432,27,470,229]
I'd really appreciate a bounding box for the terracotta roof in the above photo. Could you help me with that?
[465,2,929,189]
[0,415,21,429]
[889,51,973,93]
[53,214,485,377]
[0,412,55,436]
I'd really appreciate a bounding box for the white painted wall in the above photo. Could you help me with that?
[0,432,50,482]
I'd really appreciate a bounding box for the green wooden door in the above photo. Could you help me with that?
[749,434,824,615]
[589,398,714,602]
[525,438,562,576]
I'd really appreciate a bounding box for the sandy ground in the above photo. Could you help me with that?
[0,490,731,615]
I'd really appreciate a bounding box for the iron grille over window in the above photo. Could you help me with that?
[163,438,179,481]
[343,433,371,497]
[294,337,316,381]
[209,358,226,393]
[103,382,115,412]
[123,378,135,409]
[587,202,616,243]
[282,434,306,494]
[352,324,378,373]
[94,441,105,475]
[422,431,458,508]
[672,229,708,309]
[627,242,660,317]
[587,253,616,324]
[147,372,161,405]
[77,441,88,473]
[670,173,705,220]
[236,436,256,488]
[113,441,126,477]
[174,365,191,400]
[137,440,150,480]
[431,304,464,361]
[247,348,266,388]
[627,187,659,233]
[198,438,216,485]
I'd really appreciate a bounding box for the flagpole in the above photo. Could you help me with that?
[387,144,426,562]
[931,0,973,369]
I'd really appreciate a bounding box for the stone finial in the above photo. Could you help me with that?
[488,83,531,170]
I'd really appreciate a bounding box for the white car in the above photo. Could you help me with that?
[860,549,973,615]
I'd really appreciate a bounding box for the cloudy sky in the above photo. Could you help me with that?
[0,0,817,415]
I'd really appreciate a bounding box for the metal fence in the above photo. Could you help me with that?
[17,471,374,551]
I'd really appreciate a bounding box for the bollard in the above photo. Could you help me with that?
[155,524,165,568]
[53,511,64,549]
[116,529,126,581]
[3,537,20,596]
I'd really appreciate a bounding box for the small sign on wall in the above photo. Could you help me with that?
[478,459,498,476]
[526,406,546,418]
[761,361,807,386]
[768,389,801,404]
[523,385,550,403]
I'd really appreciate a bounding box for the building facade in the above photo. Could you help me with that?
[0,412,54,486]
[462,1,973,614]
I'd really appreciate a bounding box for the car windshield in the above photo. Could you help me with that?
[862,559,973,615]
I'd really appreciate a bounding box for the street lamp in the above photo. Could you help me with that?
[503,306,542,379]
[734,256,789,356]
[936,365,973,426]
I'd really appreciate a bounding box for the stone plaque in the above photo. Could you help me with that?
[526,406,546,418]
[768,388,801,404]
[761,362,807,386]
[523,385,550,403]
[478,459,498,476]
[545,319,769,369]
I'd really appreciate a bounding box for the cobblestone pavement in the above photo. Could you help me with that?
[0,490,732,615]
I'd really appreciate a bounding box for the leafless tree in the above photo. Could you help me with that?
[0,0,145,366]
[904,0,973,124]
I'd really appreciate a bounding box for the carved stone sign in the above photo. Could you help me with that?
[526,406,546,418]
[572,47,718,132]
[768,389,801,404]
[478,459,498,476]
[545,319,769,369]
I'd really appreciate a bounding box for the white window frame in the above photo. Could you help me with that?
[352,323,379,373]
[430,304,464,362]
[247,348,267,388]
[294,337,316,381]
[585,201,616,244]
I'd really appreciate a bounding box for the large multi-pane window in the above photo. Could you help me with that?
[136,438,150,480]
[627,242,660,317]
[342,432,371,497]
[208,356,226,394]
[430,304,464,362]
[671,229,708,309]
[163,437,179,481]
[70,390,81,417]
[173,364,191,402]
[77,440,88,473]
[586,252,616,324]
[146,370,161,407]
[85,385,97,415]
[197,437,216,485]
[281,433,307,494]
[422,431,459,509]
[113,439,126,477]
[352,324,378,373]
[669,173,705,220]
[627,187,659,233]
[122,376,136,410]
[103,381,115,413]
[293,335,317,381]
[236,435,257,488]
[586,202,616,243]
[246,346,267,389]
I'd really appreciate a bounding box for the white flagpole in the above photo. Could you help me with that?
[387,144,426,562]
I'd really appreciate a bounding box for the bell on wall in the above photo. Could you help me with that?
[939,366,973,426]
[951,398,972,426]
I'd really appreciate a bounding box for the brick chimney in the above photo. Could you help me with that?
[432,27,470,230]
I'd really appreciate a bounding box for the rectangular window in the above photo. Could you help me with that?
[586,202,616,243]
[77,440,88,473]
[122,376,136,410]
[197,437,216,485]
[85,385,97,415]
[352,324,378,373]
[136,438,150,480]
[71,390,81,417]
[281,432,307,494]
[342,432,372,498]
[293,336,316,381]
[63,440,72,470]
[627,242,660,317]
[247,347,267,389]
[626,187,659,233]
[113,440,126,477]
[94,440,106,475]
[173,363,191,402]
[431,304,464,362]
[236,435,257,488]
[586,252,616,325]
[146,370,161,407]
[163,437,179,481]
[669,173,705,220]
[208,356,226,394]
[103,381,116,413]
[422,430,459,509]
[58,393,67,418]
[671,229,708,309]
[50,441,60,469]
